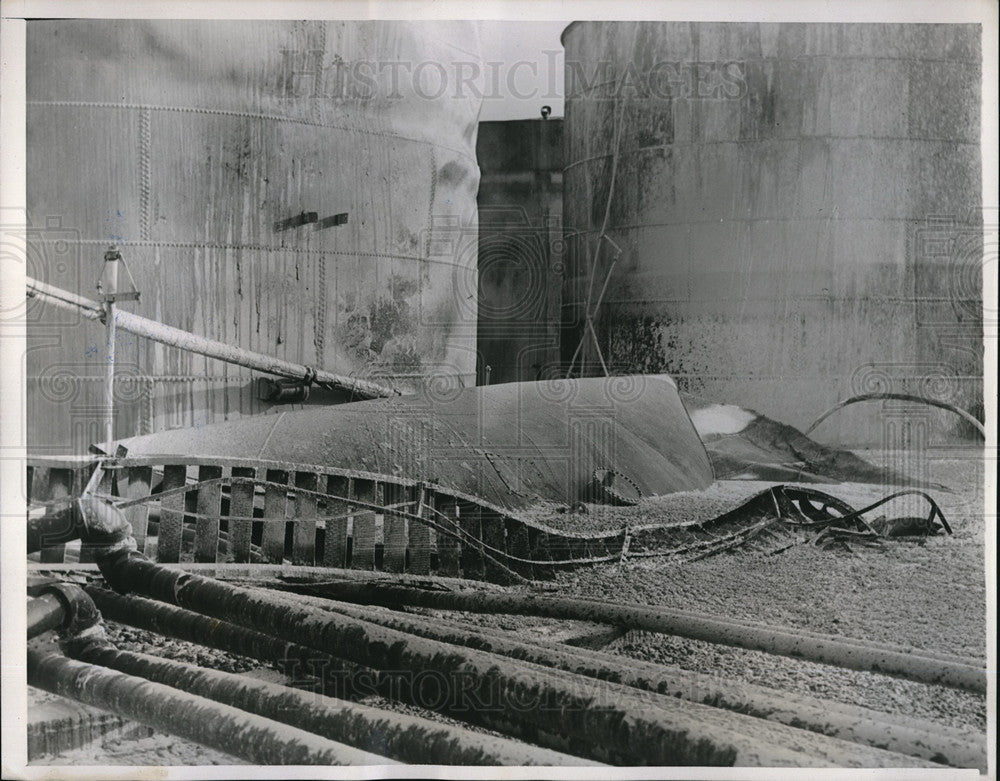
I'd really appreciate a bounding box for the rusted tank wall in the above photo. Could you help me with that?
[561,22,983,445]
[476,119,563,385]
[26,20,481,454]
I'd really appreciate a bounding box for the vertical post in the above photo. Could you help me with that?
[101,246,120,450]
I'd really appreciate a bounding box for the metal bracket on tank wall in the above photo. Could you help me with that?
[95,245,141,304]
[274,211,318,231]
[274,211,349,232]
[257,376,311,404]
[316,212,349,230]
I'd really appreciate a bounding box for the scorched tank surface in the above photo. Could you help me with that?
[26,20,482,453]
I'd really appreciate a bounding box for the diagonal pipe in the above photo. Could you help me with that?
[92,551,935,767]
[26,277,397,400]
[273,589,984,771]
[26,582,395,765]
[73,639,598,766]
[28,647,396,765]
[278,580,986,694]
[56,581,598,765]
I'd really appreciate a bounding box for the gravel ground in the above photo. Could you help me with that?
[27,448,989,765]
[413,450,989,738]
[107,624,263,673]
[535,451,988,734]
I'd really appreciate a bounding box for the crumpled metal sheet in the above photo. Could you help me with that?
[114,375,713,508]
[681,394,929,487]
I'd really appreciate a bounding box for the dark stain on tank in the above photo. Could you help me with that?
[439,161,467,187]
[740,62,778,140]
[222,134,255,181]
[605,312,719,381]
[370,297,411,353]
[389,274,420,300]
[606,314,669,375]
[370,275,420,351]
[634,112,673,149]
[376,339,423,375]
[341,311,372,355]
[338,275,422,371]
[396,227,421,255]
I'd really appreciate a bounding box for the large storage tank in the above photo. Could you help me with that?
[561,22,983,445]
[26,20,482,454]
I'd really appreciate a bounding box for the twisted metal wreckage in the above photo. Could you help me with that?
[25,372,983,768]
[31,374,954,575]
[22,15,987,766]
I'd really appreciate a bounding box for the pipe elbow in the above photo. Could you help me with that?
[77,495,138,559]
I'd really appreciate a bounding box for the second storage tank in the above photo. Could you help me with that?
[561,22,983,445]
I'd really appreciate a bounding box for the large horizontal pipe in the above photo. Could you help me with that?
[25,278,104,317]
[96,554,934,767]
[26,277,397,400]
[27,594,66,639]
[75,639,594,766]
[84,584,374,696]
[87,586,604,766]
[285,578,981,668]
[86,585,596,766]
[27,582,103,640]
[280,580,987,694]
[284,591,984,771]
[84,585,368,680]
[27,647,397,765]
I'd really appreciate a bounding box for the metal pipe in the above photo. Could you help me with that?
[26,278,104,318]
[85,585,371,697]
[27,647,397,765]
[287,574,977,668]
[26,277,397,400]
[805,393,986,438]
[74,639,596,766]
[27,594,65,639]
[83,584,594,765]
[27,583,399,764]
[277,581,987,695]
[87,586,605,765]
[101,247,119,448]
[27,582,103,640]
[93,554,934,767]
[287,591,984,771]
[81,586,359,700]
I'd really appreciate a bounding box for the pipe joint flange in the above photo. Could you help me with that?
[39,582,103,638]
